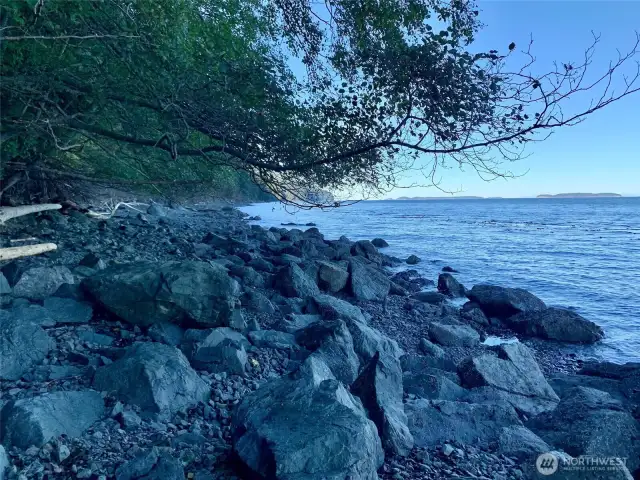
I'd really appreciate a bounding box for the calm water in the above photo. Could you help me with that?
[241,198,640,364]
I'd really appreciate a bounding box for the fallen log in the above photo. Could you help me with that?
[0,204,62,224]
[0,243,57,261]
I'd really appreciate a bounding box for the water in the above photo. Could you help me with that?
[241,198,640,364]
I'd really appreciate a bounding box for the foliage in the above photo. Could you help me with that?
[1,0,639,206]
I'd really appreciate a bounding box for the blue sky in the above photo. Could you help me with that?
[388,1,640,198]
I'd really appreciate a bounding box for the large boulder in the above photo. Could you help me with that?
[528,387,640,472]
[43,297,93,324]
[276,263,320,298]
[180,328,249,375]
[507,308,604,343]
[12,266,74,300]
[316,260,349,293]
[458,343,560,415]
[495,425,550,460]
[83,261,240,327]
[405,399,521,448]
[93,342,209,420]
[411,291,446,305]
[437,273,466,297]
[0,317,52,380]
[232,356,384,480]
[578,361,640,410]
[403,369,466,401]
[467,284,546,319]
[351,353,414,456]
[349,258,390,302]
[115,447,184,480]
[248,330,298,352]
[0,391,103,449]
[428,322,480,347]
[351,240,383,265]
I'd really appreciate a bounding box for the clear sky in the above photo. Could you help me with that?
[385,1,640,198]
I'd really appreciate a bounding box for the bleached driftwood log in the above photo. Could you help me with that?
[0,243,57,261]
[0,204,61,224]
[87,200,148,219]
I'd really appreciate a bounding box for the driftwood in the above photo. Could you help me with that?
[87,200,148,219]
[0,243,57,261]
[0,203,62,224]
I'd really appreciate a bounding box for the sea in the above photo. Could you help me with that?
[240,197,640,365]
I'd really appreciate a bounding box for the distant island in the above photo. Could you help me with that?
[536,193,622,198]
[393,196,487,200]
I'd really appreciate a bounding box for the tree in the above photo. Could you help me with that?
[1,0,639,206]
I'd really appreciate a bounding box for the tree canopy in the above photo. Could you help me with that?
[1,0,639,206]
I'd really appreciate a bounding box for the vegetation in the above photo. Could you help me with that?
[1,0,639,206]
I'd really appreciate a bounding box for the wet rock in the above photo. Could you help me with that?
[349,258,390,302]
[507,308,604,343]
[12,266,74,300]
[43,297,93,324]
[495,425,550,460]
[437,273,466,297]
[411,291,446,305]
[147,322,185,346]
[371,238,389,248]
[461,302,490,326]
[467,284,546,319]
[93,342,209,420]
[180,328,248,375]
[232,356,383,479]
[442,266,458,273]
[316,260,349,293]
[275,263,320,298]
[406,255,421,265]
[352,352,414,456]
[429,322,480,347]
[115,447,184,480]
[83,261,240,327]
[248,330,298,351]
[0,391,103,449]
[0,317,52,380]
[458,343,560,415]
[351,239,383,265]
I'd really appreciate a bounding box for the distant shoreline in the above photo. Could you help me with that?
[385,194,632,201]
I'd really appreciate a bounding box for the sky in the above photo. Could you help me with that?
[387,1,640,198]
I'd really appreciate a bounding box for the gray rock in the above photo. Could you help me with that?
[0,391,103,448]
[83,261,240,327]
[12,266,74,300]
[274,314,322,334]
[232,356,383,479]
[507,308,604,343]
[147,322,185,346]
[349,258,390,302]
[248,330,298,351]
[79,253,107,270]
[93,342,209,420]
[1,304,55,327]
[240,289,276,314]
[527,387,640,472]
[403,370,466,401]
[467,284,546,319]
[411,291,446,305]
[115,447,184,480]
[276,263,320,298]
[316,260,349,293]
[579,361,640,408]
[495,425,550,460]
[406,399,521,448]
[371,238,389,248]
[43,297,93,324]
[0,445,7,480]
[0,317,52,380]
[419,338,445,358]
[180,328,248,375]
[0,273,10,295]
[458,342,560,415]
[437,273,466,297]
[461,303,490,326]
[351,239,383,265]
[429,322,480,347]
[406,255,421,265]
[352,353,414,456]
[400,353,457,374]
[79,330,114,346]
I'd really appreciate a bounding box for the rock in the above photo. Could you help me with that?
[506,308,604,343]
[403,369,466,401]
[79,329,114,346]
[0,391,103,449]
[115,447,184,480]
[232,356,384,479]
[495,425,550,460]
[79,253,107,270]
[312,293,366,322]
[352,352,414,456]
[147,203,168,217]
[419,338,445,358]
[43,297,93,324]
[406,255,421,265]
[442,443,454,456]
[93,342,209,420]
[83,261,240,327]
[0,317,52,380]
[201,232,248,251]
[429,322,480,347]
[0,273,10,295]
[316,260,349,293]
[351,239,383,265]
[248,330,298,351]
[528,387,640,472]
[1,304,55,327]
[400,353,457,375]
[467,284,546,319]
[240,289,276,314]
[180,328,249,375]
[411,291,446,305]
[405,399,521,448]
[578,361,640,408]
[461,302,490,326]
[371,238,389,248]
[274,314,323,334]
[12,266,74,300]
[458,343,560,415]
[147,322,185,346]
[442,266,458,273]
[295,320,360,385]
[0,445,8,480]
[276,263,320,298]
[349,258,390,302]
[437,273,466,297]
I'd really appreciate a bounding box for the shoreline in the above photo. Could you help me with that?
[1,202,638,479]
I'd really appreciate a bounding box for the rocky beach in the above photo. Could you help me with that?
[1,201,639,480]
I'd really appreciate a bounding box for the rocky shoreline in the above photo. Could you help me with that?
[0,202,638,480]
